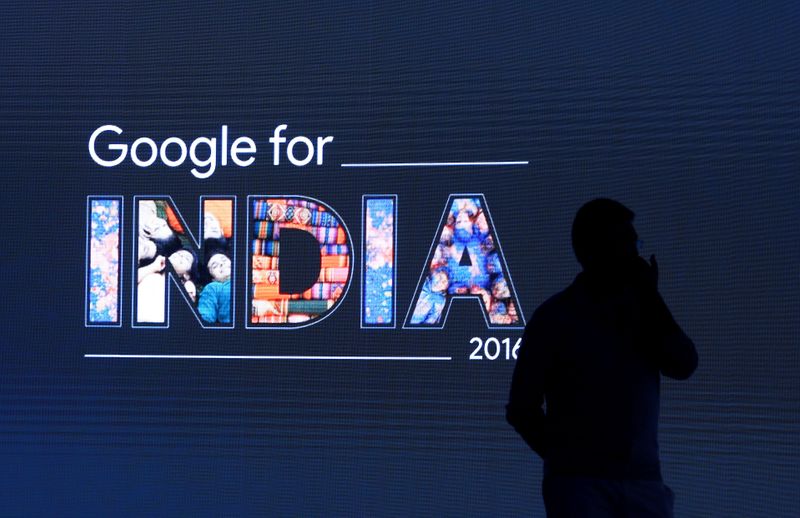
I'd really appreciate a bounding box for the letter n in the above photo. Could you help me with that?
[133,196,236,328]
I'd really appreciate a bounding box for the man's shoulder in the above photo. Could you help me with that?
[529,282,579,324]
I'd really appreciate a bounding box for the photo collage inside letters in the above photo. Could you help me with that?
[410,197,520,326]
[136,199,233,325]
[251,198,351,325]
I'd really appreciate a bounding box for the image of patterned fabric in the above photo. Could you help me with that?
[253,222,346,244]
[320,244,349,256]
[251,198,351,325]
[88,199,120,323]
[252,239,280,256]
[363,197,395,325]
[252,199,339,227]
[410,197,520,326]
[300,282,345,301]
[252,256,279,269]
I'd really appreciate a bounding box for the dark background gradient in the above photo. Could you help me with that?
[1,3,798,516]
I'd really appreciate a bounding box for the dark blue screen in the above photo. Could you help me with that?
[1,3,798,516]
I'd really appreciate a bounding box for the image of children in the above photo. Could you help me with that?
[198,252,232,324]
[136,199,233,324]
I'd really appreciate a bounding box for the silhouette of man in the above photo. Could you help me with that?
[507,198,697,517]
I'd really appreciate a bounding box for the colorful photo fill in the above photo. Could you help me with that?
[409,196,520,326]
[198,199,234,325]
[136,198,234,325]
[88,198,121,324]
[251,198,350,325]
[363,197,395,326]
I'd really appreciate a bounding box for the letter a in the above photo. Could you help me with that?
[404,194,525,329]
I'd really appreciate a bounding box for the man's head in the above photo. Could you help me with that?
[572,198,639,276]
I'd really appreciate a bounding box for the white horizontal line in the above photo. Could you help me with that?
[341,161,528,167]
[84,354,452,361]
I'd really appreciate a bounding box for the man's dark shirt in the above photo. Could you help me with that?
[507,272,698,481]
